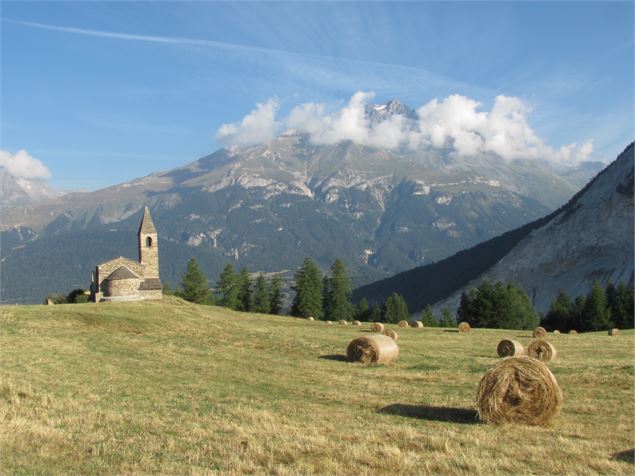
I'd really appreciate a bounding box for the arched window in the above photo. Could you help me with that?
[146,236,153,247]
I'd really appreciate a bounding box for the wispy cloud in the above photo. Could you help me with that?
[5,19,493,100]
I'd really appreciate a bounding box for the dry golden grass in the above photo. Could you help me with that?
[1,297,633,475]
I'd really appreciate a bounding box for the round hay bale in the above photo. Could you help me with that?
[609,328,621,336]
[352,320,361,326]
[411,321,424,328]
[398,320,409,328]
[307,316,314,321]
[569,330,578,335]
[383,329,399,341]
[532,326,548,338]
[370,322,385,332]
[497,339,524,357]
[458,322,471,333]
[325,320,332,325]
[527,339,557,363]
[476,356,563,426]
[553,330,560,335]
[339,320,348,325]
[346,335,399,364]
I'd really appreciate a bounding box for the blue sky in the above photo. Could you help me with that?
[1,1,633,190]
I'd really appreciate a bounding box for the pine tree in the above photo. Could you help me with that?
[421,305,437,327]
[236,267,253,312]
[180,258,209,304]
[382,292,409,324]
[544,290,574,331]
[291,258,323,319]
[440,308,455,327]
[355,298,370,321]
[269,275,284,315]
[616,282,634,329]
[253,273,270,314]
[323,259,353,321]
[580,280,611,331]
[217,263,239,310]
[369,303,382,322]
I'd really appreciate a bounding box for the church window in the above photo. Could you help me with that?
[146,236,153,247]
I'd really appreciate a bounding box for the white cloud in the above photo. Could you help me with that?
[0,149,51,179]
[217,91,594,165]
[217,98,280,147]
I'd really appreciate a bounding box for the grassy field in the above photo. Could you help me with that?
[1,297,633,475]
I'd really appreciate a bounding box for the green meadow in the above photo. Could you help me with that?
[1,297,633,475]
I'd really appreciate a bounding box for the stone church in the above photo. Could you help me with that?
[90,206,163,302]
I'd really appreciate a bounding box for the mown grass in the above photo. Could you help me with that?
[1,296,633,475]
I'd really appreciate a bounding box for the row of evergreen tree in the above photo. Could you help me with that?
[542,281,634,332]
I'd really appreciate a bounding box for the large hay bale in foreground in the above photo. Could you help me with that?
[532,326,547,338]
[458,322,471,333]
[398,320,409,328]
[497,339,524,357]
[352,320,361,326]
[411,321,424,328]
[383,329,399,341]
[370,322,385,332]
[339,320,348,325]
[476,356,563,426]
[347,335,399,364]
[609,328,621,336]
[527,340,557,363]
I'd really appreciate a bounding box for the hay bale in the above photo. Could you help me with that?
[411,321,424,328]
[553,330,560,335]
[347,335,399,364]
[370,322,385,332]
[458,322,471,333]
[307,316,314,321]
[497,339,524,357]
[476,356,563,426]
[339,320,348,325]
[532,326,548,338]
[569,330,578,335]
[609,328,621,336]
[383,329,399,341]
[398,320,409,328]
[527,339,557,363]
[352,320,361,326]
[325,320,332,325]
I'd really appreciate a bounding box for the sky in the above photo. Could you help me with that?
[1,1,633,190]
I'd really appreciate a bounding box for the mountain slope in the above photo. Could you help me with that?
[0,166,64,207]
[353,142,634,313]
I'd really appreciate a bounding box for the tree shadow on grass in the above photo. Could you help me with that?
[319,354,349,362]
[443,330,459,333]
[379,404,479,424]
[612,449,634,463]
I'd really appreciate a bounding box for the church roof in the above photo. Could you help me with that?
[105,266,141,281]
[138,206,157,234]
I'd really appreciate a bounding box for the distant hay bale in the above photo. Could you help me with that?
[307,316,314,321]
[339,320,348,325]
[352,320,361,326]
[497,339,524,357]
[476,356,563,426]
[569,330,578,335]
[609,328,621,336]
[532,326,548,338]
[527,340,557,363]
[325,320,332,325]
[553,330,560,335]
[347,335,399,364]
[458,322,471,333]
[370,322,385,332]
[383,329,399,341]
[411,321,424,328]
[398,320,409,328]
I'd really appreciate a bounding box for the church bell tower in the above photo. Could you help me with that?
[138,206,159,278]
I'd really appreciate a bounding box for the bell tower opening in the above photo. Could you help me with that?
[146,236,152,247]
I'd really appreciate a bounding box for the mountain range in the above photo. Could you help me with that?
[0,100,603,304]
[353,142,634,314]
